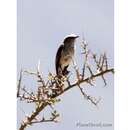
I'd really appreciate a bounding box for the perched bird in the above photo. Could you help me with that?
[55,34,79,77]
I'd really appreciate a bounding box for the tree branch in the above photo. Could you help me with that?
[18,67,113,130]
[18,39,114,130]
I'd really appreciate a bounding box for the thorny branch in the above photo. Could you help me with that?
[17,39,114,130]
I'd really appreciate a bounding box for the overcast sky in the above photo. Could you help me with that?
[17,0,114,130]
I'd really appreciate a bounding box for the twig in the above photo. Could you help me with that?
[18,67,114,130]
[87,65,93,76]
[101,75,107,86]
[17,69,22,97]
[77,84,99,105]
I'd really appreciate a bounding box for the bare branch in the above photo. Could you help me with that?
[101,75,107,86]
[17,69,22,97]
[18,66,114,130]
[17,40,114,130]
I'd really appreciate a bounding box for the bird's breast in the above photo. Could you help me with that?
[60,55,73,69]
[60,47,74,69]
[63,46,74,56]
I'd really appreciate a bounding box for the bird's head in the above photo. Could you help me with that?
[63,34,79,44]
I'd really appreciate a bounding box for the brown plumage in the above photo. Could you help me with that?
[55,34,79,77]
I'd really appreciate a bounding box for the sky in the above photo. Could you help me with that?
[17,0,114,130]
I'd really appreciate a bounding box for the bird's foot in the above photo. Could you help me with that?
[63,70,70,76]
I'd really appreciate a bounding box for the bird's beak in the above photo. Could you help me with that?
[75,35,79,38]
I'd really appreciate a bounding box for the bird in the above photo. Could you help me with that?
[55,34,79,78]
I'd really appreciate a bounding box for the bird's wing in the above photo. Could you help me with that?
[55,44,64,75]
